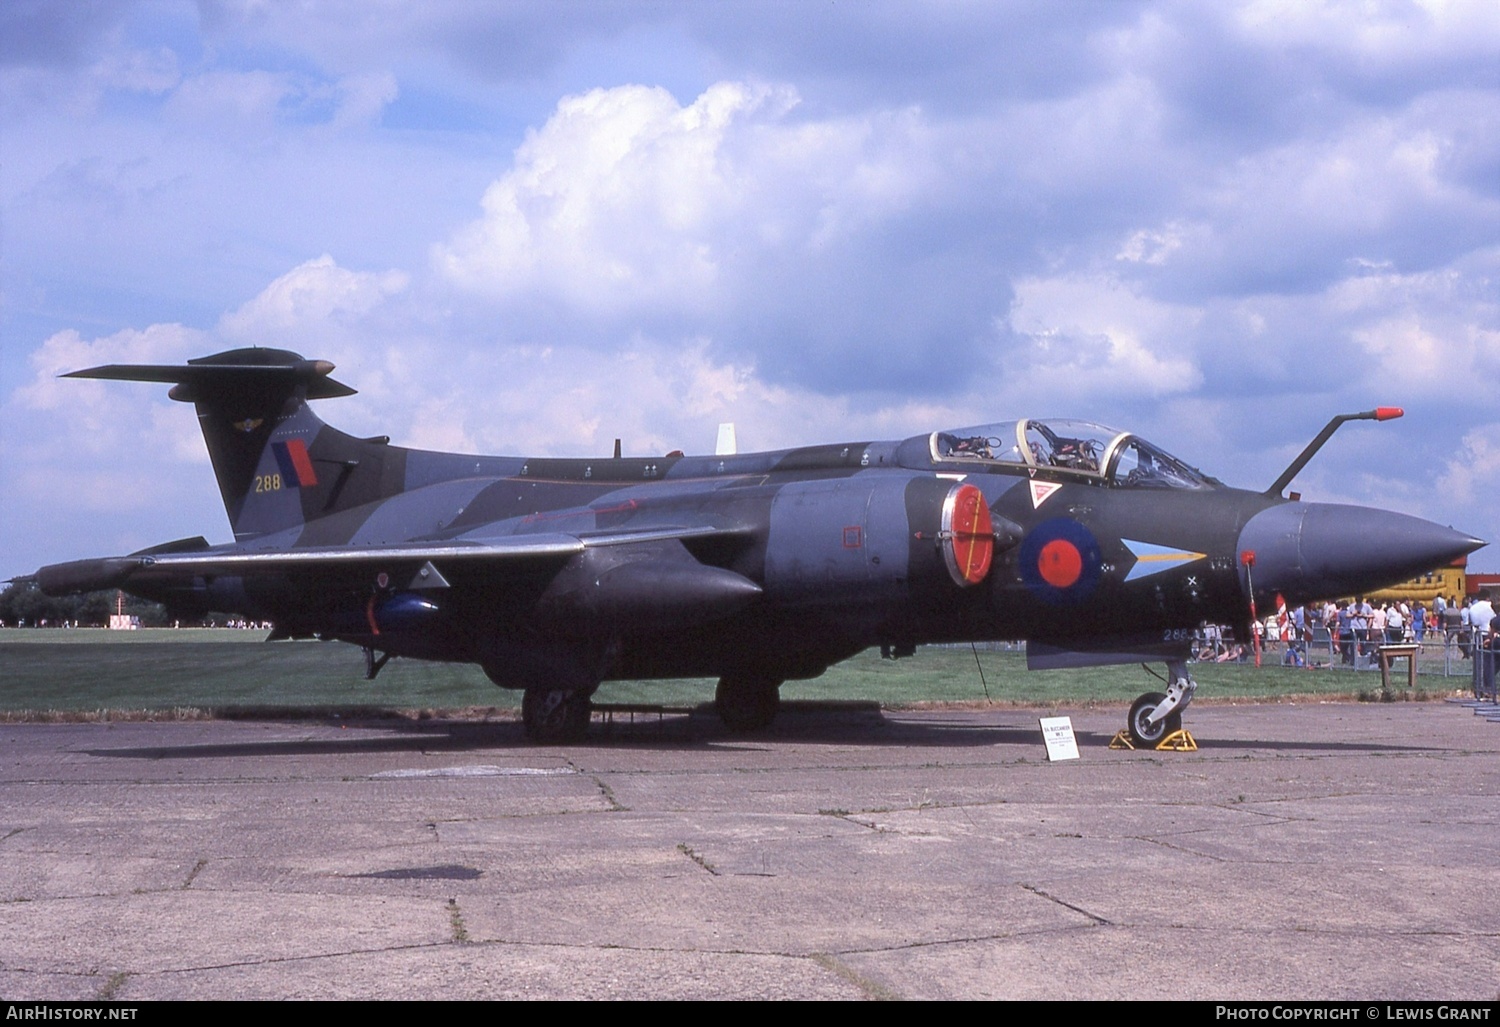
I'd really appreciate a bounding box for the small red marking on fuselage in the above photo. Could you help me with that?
[521,498,640,524]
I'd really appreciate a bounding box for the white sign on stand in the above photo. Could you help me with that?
[1039,716,1079,761]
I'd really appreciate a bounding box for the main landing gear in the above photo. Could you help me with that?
[1124,660,1197,748]
[715,674,783,733]
[362,646,392,680]
[521,687,592,744]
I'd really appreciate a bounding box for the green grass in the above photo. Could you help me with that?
[0,629,496,714]
[0,628,270,645]
[0,628,1476,717]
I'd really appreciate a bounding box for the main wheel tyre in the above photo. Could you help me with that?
[1127,691,1182,747]
[522,687,591,744]
[715,676,782,733]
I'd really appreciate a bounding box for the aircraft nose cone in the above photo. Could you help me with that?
[1237,502,1484,605]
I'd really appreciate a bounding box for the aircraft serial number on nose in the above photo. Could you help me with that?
[255,474,283,493]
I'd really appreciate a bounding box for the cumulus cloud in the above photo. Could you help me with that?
[434,82,776,307]
[400,338,967,461]
[431,79,1003,398]
[5,251,411,555]
[332,71,398,128]
[8,3,1500,575]
[218,254,409,346]
[93,46,180,95]
[165,69,301,126]
[1116,120,1490,302]
[1438,423,1500,506]
[1233,0,1500,67]
[1001,273,1203,403]
[5,323,215,553]
[433,81,936,318]
[17,323,205,418]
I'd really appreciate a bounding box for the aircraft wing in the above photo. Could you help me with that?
[38,525,750,595]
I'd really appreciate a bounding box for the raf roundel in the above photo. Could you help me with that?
[1038,538,1083,587]
[1019,517,1103,605]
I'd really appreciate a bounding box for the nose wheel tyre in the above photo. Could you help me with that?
[1128,691,1182,748]
[522,687,591,744]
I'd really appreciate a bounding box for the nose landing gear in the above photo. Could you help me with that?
[522,687,593,744]
[1116,660,1198,750]
[1128,691,1181,746]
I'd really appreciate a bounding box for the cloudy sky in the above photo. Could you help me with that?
[3,0,1499,580]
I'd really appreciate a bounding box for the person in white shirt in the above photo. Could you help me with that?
[1385,604,1404,643]
[1471,592,1495,634]
[1470,592,1496,697]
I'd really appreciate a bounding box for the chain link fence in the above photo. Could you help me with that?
[954,627,1498,699]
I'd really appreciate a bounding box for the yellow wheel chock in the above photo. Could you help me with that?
[1109,728,1198,751]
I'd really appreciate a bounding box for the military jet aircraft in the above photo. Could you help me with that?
[37,347,1483,743]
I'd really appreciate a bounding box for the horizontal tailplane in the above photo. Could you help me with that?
[66,348,406,539]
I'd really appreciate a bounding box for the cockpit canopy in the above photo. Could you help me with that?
[926,419,1216,490]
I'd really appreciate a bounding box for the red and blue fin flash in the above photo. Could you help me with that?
[272,438,319,488]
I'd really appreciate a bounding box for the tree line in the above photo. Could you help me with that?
[0,579,173,628]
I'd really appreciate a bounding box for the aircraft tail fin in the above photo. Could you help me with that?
[67,348,406,539]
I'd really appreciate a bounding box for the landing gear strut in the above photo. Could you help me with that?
[521,687,592,744]
[362,646,392,680]
[715,675,782,733]
[1126,660,1197,747]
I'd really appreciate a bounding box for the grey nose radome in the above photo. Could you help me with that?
[1236,502,1484,605]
